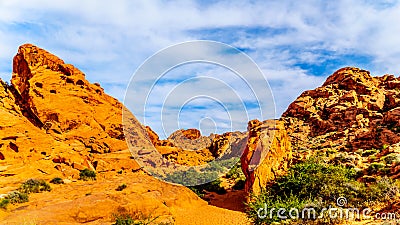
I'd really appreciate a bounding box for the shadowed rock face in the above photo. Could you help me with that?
[282,67,400,153]
[240,120,292,196]
[0,79,71,166]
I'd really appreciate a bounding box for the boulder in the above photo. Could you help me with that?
[241,120,292,196]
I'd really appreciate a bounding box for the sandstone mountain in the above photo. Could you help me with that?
[283,67,400,151]
[12,44,127,154]
[282,67,400,179]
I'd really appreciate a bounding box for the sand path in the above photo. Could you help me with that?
[173,204,251,225]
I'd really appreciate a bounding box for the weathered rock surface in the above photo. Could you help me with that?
[168,128,213,150]
[12,44,127,154]
[283,67,400,153]
[282,67,400,182]
[240,120,292,195]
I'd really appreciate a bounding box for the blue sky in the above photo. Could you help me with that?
[0,0,399,138]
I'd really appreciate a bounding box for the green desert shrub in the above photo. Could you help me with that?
[6,191,29,203]
[246,158,399,225]
[248,193,311,225]
[367,162,386,174]
[112,207,168,225]
[266,159,360,204]
[165,158,244,197]
[114,213,135,225]
[165,157,240,186]
[165,167,218,186]
[365,177,399,202]
[18,179,51,194]
[226,161,246,190]
[362,149,379,157]
[188,186,205,198]
[50,177,64,184]
[226,162,245,180]
[0,199,10,209]
[381,153,400,165]
[79,168,97,181]
[200,179,227,194]
[166,168,227,197]
[116,184,127,191]
[189,179,227,196]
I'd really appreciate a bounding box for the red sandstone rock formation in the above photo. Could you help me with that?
[283,67,400,152]
[240,120,292,195]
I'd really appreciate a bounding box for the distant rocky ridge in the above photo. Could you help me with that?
[168,128,213,151]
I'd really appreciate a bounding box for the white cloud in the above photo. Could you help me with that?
[1,0,400,137]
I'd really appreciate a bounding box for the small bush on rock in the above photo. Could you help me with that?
[0,199,10,209]
[112,207,169,225]
[79,168,96,181]
[362,149,379,157]
[6,191,29,203]
[18,179,51,194]
[367,162,386,174]
[381,153,400,165]
[116,184,127,191]
[226,162,246,190]
[50,177,64,184]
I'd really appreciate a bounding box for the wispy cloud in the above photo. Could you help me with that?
[0,0,399,138]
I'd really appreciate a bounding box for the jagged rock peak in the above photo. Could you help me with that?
[11,44,89,99]
[322,67,376,93]
[13,43,82,75]
[15,44,64,68]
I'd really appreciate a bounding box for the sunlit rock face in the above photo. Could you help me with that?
[282,67,400,154]
[241,119,292,196]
